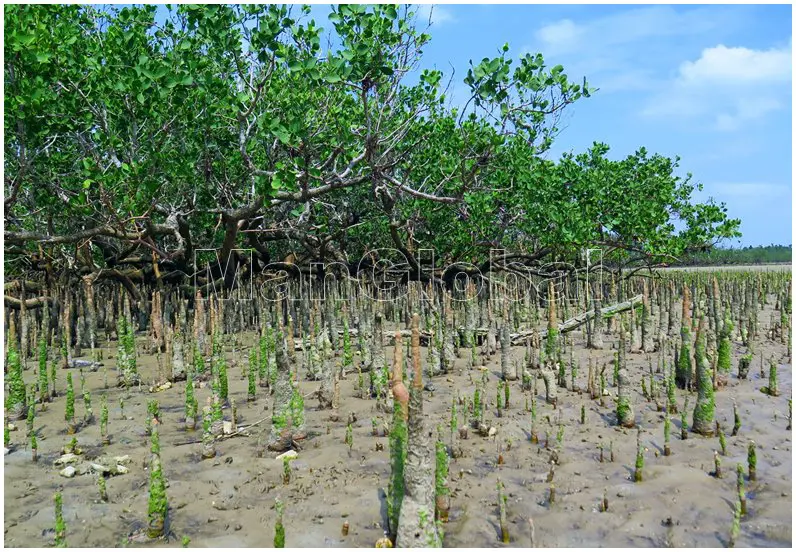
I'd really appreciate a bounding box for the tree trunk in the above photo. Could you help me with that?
[500,324,516,380]
[267,332,295,452]
[396,314,441,548]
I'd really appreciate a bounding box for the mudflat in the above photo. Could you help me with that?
[4,297,791,548]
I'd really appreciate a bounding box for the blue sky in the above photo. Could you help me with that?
[402,4,792,247]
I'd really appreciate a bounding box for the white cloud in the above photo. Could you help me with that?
[643,42,791,131]
[534,6,725,57]
[536,19,580,50]
[528,6,740,95]
[527,6,790,132]
[679,44,791,84]
[416,4,455,27]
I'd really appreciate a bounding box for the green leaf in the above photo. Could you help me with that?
[151,67,168,80]
[272,126,291,144]
[16,33,36,46]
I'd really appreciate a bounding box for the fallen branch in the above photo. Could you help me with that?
[173,439,201,447]
[510,294,643,344]
[215,417,269,441]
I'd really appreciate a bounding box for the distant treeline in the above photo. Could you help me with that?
[673,245,792,266]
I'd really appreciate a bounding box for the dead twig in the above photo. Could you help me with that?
[216,417,269,441]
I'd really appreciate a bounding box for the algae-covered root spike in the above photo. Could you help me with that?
[497,478,509,543]
[30,431,38,462]
[345,421,354,456]
[633,427,644,482]
[732,399,741,436]
[616,367,635,428]
[712,450,723,479]
[98,474,108,502]
[736,464,747,516]
[717,422,727,456]
[201,403,216,459]
[65,372,76,434]
[762,356,779,396]
[54,492,66,547]
[435,437,450,522]
[729,498,742,548]
[692,317,715,436]
[274,498,285,548]
[747,440,756,481]
[100,394,110,446]
[147,431,168,538]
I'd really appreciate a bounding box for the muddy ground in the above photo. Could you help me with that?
[4,297,792,548]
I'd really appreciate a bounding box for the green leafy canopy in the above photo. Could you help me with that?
[4,4,740,285]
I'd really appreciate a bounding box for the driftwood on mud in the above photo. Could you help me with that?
[174,417,269,446]
[216,417,269,441]
[509,294,643,344]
